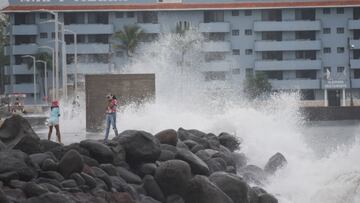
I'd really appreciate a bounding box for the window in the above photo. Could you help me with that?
[204,71,226,81]
[246,68,253,77]
[116,12,124,18]
[244,10,252,16]
[354,69,360,78]
[40,32,48,39]
[337,47,345,53]
[245,29,252,35]
[354,7,360,20]
[323,47,331,53]
[204,11,224,23]
[337,66,345,72]
[295,31,316,40]
[116,51,124,57]
[262,9,282,21]
[296,70,317,79]
[354,30,360,40]
[88,34,109,44]
[336,8,344,14]
[205,52,226,62]
[323,28,331,34]
[337,27,344,34]
[232,49,240,55]
[232,10,239,16]
[262,51,282,60]
[14,13,35,25]
[137,11,158,24]
[205,33,225,41]
[300,90,315,100]
[127,12,135,18]
[323,8,331,14]
[232,30,239,36]
[88,12,109,24]
[15,75,33,84]
[39,13,48,19]
[295,9,315,21]
[295,51,316,60]
[263,71,283,80]
[15,35,36,45]
[64,13,85,25]
[262,31,282,41]
[245,49,253,55]
[232,68,240,74]
[324,66,331,73]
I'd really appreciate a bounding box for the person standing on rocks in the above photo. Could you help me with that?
[48,100,61,143]
[104,94,119,144]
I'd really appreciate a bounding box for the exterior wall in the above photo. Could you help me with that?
[85,74,155,131]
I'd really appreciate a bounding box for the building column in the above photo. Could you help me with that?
[342,88,346,106]
[324,89,328,107]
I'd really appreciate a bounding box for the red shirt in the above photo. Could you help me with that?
[106,99,117,113]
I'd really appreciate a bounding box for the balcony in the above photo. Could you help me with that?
[67,63,112,74]
[66,43,109,54]
[270,79,321,89]
[203,41,231,52]
[12,25,38,35]
[254,20,321,32]
[5,83,39,94]
[201,61,233,72]
[255,40,321,51]
[348,19,360,30]
[255,60,322,71]
[4,44,38,55]
[350,39,360,49]
[351,79,360,88]
[137,23,161,33]
[4,64,33,75]
[199,22,230,33]
[350,59,360,69]
[65,24,114,35]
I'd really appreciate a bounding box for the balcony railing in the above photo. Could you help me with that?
[255,40,321,51]
[255,59,322,71]
[137,23,161,33]
[254,20,321,32]
[65,24,114,35]
[270,79,321,89]
[203,41,231,52]
[199,22,230,33]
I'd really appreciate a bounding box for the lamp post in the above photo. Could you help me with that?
[22,55,37,104]
[64,29,78,98]
[348,37,355,106]
[38,46,55,101]
[36,60,48,103]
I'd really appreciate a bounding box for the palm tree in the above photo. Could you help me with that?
[112,25,144,57]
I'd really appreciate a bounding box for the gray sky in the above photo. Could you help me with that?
[0,0,8,9]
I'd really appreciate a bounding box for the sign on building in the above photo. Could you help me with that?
[324,80,347,89]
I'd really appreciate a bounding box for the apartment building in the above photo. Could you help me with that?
[2,0,360,106]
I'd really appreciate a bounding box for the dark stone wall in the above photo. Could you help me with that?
[300,106,360,121]
[85,74,155,131]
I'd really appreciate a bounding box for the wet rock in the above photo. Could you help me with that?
[82,155,100,167]
[35,177,62,188]
[183,140,198,149]
[155,129,178,146]
[80,172,97,189]
[0,187,9,203]
[80,140,113,164]
[176,140,189,150]
[143,175,165,202]
[176,148,210,176]
[259,193,278,203]
[158,150,175,161]
[22,193,76,203]
[58,149,84,178]
[109,176,127,192]
[116,167,142,184]
[209,172,249,203]
[207,158,227,174]
[191,144,205,154]
[112,130,161,164]
[22,182,48,198]
[138,163,157,177]
[61,179,77,188]
[0,140,6,151]
[0,115,41,154]
[232,152,247,169]
[39,171,64,182]
[218,132,241,152]
[70,173,86,186]
[155,160,192,196]
[0,171,19,184]
[41,158,58,171]
[2,188,26,202]
[241,165,267,185]
[0,150,37,181]
[109,192,136,203]
[184,175,234,203]
[264,152,287,175]
[249,187,278,203]
[177,128,209,149]
[39,183,61,193]
[166,194,185,203]
[39,140,61,153]
[9,179,26,189]
[100,164,118,176]
[108,142,126,166]
[139,194,162,203]
[29,152,57,167]
[160,144,178,153]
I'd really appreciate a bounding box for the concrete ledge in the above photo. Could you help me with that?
[300,106,360,121]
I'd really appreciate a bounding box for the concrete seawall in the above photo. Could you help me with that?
[300,106,360,121]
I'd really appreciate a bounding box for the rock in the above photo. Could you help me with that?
[80,172,97,189]
[100,164,118,176]
[143,175,165,202]
[108,142,126,166]
[160,144,177,153]
[22,193,76,203]
[155,129,178,146]
[116,167,142,184]
[232,152,247,169]
[166,194,185,203]
[39,171,64,182]
[183,140,198,149]
[109,192,136,203]
[177,128,209,148]
[112,130,161,164]
[158,150,175,161]
[61,179,77,188]
[35,177,62,188]
[0,115,41,154]
[207,158,227,174]
[91,167,112,190]
[184,175,234,203]
[155,160,192,196]
[191,144,205,154]
[70,173,86,186]
[41,158,58,171]
[9,179,26,189]
[109,176,127,192]
[249,187,278,203]
[139,194,162,203]
[0,140,6,151]
[58,149,84,178]
[138,163,157,177]
[82,155,100,167]
[39,140,62,153]
[30,153,57,167]
[0,171,19,183]
[2,188,26,202]
[241,165,267,185]
[259,193,278,203]
[209,172,249,203]
[176,148,210,176]
[176,141,189,150]
[264,153,287,175]
[0,150,37,181]
[22,182,48,198]
[0,187,9,203]
[39,183,61,193]
[80,140,113,164]
[218,132,241,152]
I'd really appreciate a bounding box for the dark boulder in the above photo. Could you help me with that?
[81,155,100,167]
[39,183,61,193]
[0,115,41,154]
[176,148,210,176]
[35,177,62,189]
[109,192,136,203]
[143,175,165,202]
[112,130,161,164]
[100,164,118,176]
[166,194,185,203]
[108,142,126,166]
[191,144,205,154]
[154,160,192,196]
[0,150,37,181]
[58,149,84,178]
[22,193,76,203]
[177,128,209,148]
[61,179,77,188]
[264,153,287,175]
[109,176,127,192]
[207,158,227,174]
[249,187,278,203]
[139,194,162,203]
[80,140,113,164]
[160,144,177,153]
[240,165,267,185]
[29,152,57,167]
[41,158,58,171]
[183,140,198,149]
[0,140,6,151]
[39,171,64,182]
[184,175,234,203]
[22,182,48,198]
[232,152,247,169]
[80,172,97,189]
[0,171,19,184]
[9,179,26,189]
[138,163,157,177]
[116,167,142,184]
[155,129,178,146]
[209,172,249,203]
[70,173,86,186]
[39,140,61,153]
[158,150,175,161]
[218,132,241,152]
[0,187,9,203]
[2,188,26,202]
[259,193,278,203]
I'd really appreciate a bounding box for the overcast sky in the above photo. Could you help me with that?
[0,0,8,10]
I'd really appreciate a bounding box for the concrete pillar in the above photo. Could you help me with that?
[342,88,346,106]
[324,89,328,107]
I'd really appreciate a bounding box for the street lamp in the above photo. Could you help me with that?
[348,37,355,106]
[38,45,55,101]
[64,29,78,98]
[22,55,37,104]
[36,60,48,103]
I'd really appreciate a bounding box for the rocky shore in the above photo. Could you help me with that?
[0,115,286,203]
